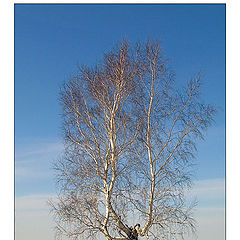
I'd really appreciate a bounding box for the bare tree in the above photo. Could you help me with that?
[50,41,215,240]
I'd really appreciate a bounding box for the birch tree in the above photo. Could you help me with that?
[50,41,215,240]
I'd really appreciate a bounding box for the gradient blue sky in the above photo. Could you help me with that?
[15,4,225,240]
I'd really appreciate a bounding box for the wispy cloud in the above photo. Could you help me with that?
[15,140,63,163]
[186,178,225,240]
[15,165,53,179]
[190,178,225,197]
[15,139,63,181]
[187,178,225,208]
[16,194,55,212]
[15,166,31,178]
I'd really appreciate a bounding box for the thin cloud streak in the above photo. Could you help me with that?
[15,139,63,181]
[187,178,225,203]
[16,194,56,211]
[15,141,63,162]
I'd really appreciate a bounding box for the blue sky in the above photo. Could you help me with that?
[15,4,225,240]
